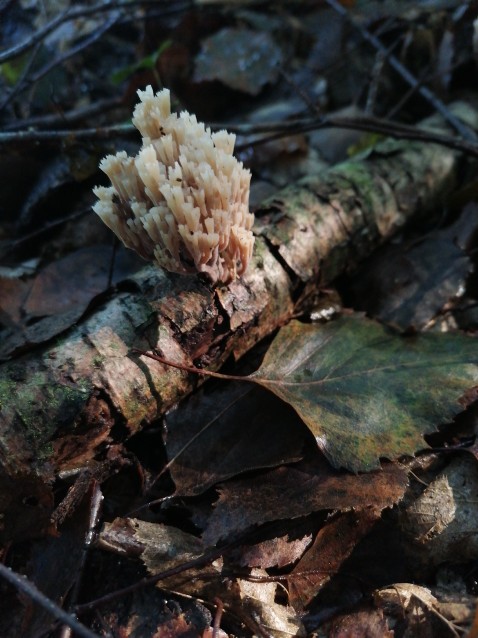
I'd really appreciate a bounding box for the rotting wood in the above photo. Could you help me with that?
[1,103,477,478]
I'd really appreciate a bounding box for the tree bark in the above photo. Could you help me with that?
[1,103,477,478]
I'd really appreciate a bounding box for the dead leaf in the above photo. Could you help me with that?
[236,533,312,570]
[194,28,282,94]
[230,570,305,638]
[374,583,461,638]
[164,383,305,497]
[326,606,393,638]
[400,455,478,568]
[99,518,211,596]
[288,510,379,610]
[99,518,305,637]
[0,245,139,359]
[202,460,407,545]
[0,275,32,326]
[346,205,476,330]
[249,315,478,471]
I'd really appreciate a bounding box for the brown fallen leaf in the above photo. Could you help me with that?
[288,510,379,610]
[194,28,282,95]
[201,460,407,545]
[98,518,211,597]
[236,533,313,570]
[229,570,305,638]
[325,607,393,638]
[400,455,478,571]
[374,583,465,638]
[99,517,305,637]
[164,383,306,497]
[346,203,476,330]
[0,245,140,359]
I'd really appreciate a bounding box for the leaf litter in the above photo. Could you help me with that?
[3,0,478,635]
[200,459,407,546]
[164,382,306,497]
[344,202,477,330]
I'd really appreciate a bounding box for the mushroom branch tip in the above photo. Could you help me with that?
[93,86,254,284]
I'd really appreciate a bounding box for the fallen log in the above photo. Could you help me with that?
[1,103,477,479]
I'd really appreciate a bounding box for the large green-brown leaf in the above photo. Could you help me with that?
[250,316,478,472]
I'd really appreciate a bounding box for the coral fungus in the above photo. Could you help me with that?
[93,86,254,284]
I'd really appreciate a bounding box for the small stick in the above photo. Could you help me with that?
[76,545,226,614]
[0,563,102,638]
[212,597,224,638]
[325,0,477,141]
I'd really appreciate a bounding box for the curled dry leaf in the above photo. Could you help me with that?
[374,583,471,637]
[400,455,478,568]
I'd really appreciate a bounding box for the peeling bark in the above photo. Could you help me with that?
[1,103,477,477]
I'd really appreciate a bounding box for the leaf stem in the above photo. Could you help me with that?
[132,349,248,383]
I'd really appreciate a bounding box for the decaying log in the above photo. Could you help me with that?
[1,103,477,478]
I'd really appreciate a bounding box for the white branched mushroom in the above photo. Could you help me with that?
[93,86,254,284]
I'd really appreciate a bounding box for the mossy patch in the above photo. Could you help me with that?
[0,367,92,465]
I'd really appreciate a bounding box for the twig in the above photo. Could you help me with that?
[0,1,191,115]
[75,545,226,614]
[325,0,477,141]
[365,49,386,115]
[364,17,401,115]
[277,67,319,116]
[0,0,191,65]
[0,122,134,143]
[58,484,104,638]
[0,8,73,64]
[237,114,478,158]
[386,66,430,120]
[2,113,478,162]
[0,41,43,112]
[2,96,123,132]
[0,563,103,638]
[212,598,224,638]
[0,208,88,259]
[25,14,119,90]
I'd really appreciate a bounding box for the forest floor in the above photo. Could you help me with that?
[2,1,478,637]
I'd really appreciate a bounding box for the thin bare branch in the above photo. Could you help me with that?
[0,41,43,112]
[0,0,191,65]
[235,114,478,158]
[132,349,248,382]
[0,122,134,143]
[325,0,478,142]
[75,545,226,613]
[2,97,123,132]
[2,113,478,162]
[1,16,119,114]
[29,15,119,89]
[0,563,103,638]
